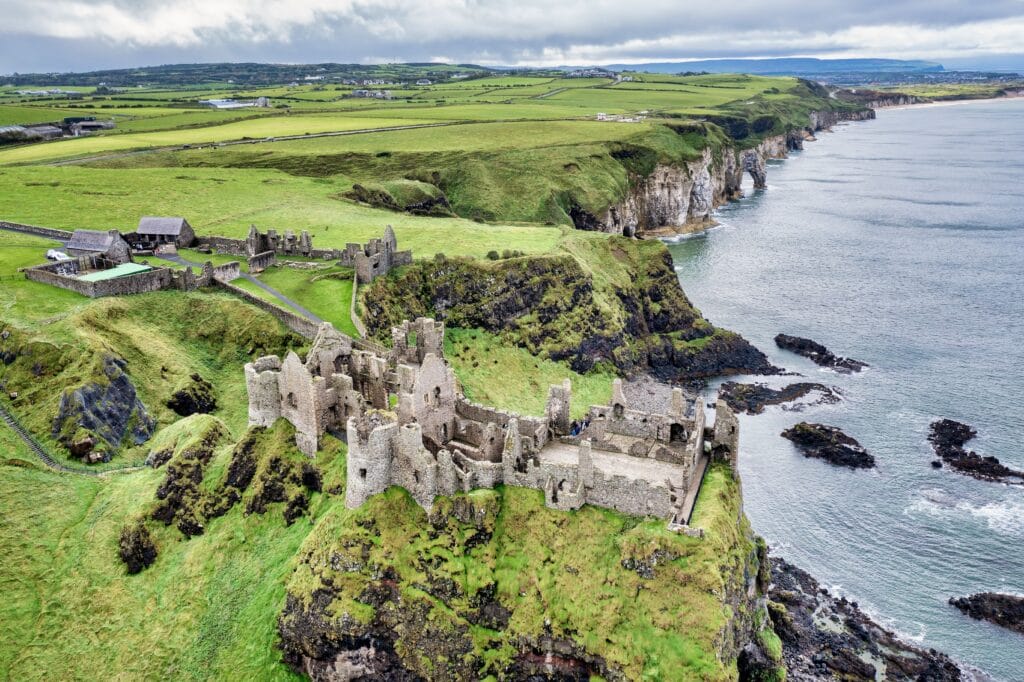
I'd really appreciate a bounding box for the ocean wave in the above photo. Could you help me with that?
[909,489,1024,538]
[960,499,1024,537]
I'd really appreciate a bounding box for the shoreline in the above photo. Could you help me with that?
[660,101,1010,679]
[878,93,1024,111]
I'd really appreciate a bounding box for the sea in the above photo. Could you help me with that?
[666,98,1024,680]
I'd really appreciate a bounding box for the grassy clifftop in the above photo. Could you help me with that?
[278,463,763,681]
[362,233,776,382]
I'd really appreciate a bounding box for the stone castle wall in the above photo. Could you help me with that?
[245,318,711,525]
[216,281,321,339]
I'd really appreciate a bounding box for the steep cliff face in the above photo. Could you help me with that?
[360,236,778,382]
[597,147,742,236]
[595,109,872,237]
[277,465,783,681]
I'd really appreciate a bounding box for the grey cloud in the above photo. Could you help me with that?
[2,0,1024,72]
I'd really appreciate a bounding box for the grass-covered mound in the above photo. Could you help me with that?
[362,233,775,381]
[278,463,762,680]
[445,328,615,420]
[0,420,345,681]
[0,291,304,466]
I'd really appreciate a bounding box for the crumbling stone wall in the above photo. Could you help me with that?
[216,281,321,339]
[245,317,710,526]
[248,250,277,273]
[338,226,413,284]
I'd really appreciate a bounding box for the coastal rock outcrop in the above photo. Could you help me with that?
[769,557,962,681]
[928,419,1024,483]
[719,381,839,415]
[51,355,155,462]
[594,106,874,237]
[781,422,875,469]
[361,239,779,382]
[774,333,868,373]
[949,593,1024,635]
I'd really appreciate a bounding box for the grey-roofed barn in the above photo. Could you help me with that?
[136,216,195,248]
[65,229,132,264]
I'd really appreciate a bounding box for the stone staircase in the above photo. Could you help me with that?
[0,402,141,476]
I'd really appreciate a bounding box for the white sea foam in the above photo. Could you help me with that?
[959,499,1024,537]
[909,489,1024,537]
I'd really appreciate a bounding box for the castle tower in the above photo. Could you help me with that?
[245,356,282,427]
[346,417,398,509]
[610,378,628,419]
[546,379,572,436]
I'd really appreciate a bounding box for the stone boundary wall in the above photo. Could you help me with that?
[248,250,277,273]
[0,220,73,241]
[349,273,368,338]
[214,280,320,339]
[196,235,249,256]
[211,261,241,282]
[23,257,178,297]
[196,235,341,261]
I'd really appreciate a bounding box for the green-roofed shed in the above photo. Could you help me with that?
[77,262,153,282]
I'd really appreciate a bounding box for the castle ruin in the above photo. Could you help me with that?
[245,318,729,527]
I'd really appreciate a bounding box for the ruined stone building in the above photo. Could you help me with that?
[245,318,724,526]
[337,225,412,284]
[194,225,412,282]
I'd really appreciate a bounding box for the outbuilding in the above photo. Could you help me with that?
[65,229,132,264]
[136,216,195,248]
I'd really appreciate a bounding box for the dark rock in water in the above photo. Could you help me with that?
[52,355,155,455]
[928,419,1024,483]
[118,520,158,574]
[950,593,1024,635]
[166,373,217,417]
[719,381,839,415]
[770,557,962,681]
[781,422,875,469]
[774,333,868,373]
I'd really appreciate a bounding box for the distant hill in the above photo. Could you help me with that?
[601,58,944,75]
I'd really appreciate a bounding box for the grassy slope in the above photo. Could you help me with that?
[0,424,346,681]
[256,265,359,338]
[0,166,562,259]
[282,461,752,680]
[445,328,615,420]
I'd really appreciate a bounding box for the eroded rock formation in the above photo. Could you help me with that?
[51,355,155,462]
[928,419,1024,483]
[770,558,961,681]
[719,381,840,415]
[774,333,868,374]
[781,422,875,469]
[950,593,1024,635]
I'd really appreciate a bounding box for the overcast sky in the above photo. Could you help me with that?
[3,0,1024,73]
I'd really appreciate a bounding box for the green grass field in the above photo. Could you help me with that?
[0,425,347,680]
[0,166,564,258]
[0,114,452,165]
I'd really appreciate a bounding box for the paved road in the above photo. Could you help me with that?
[155,253,324,324]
